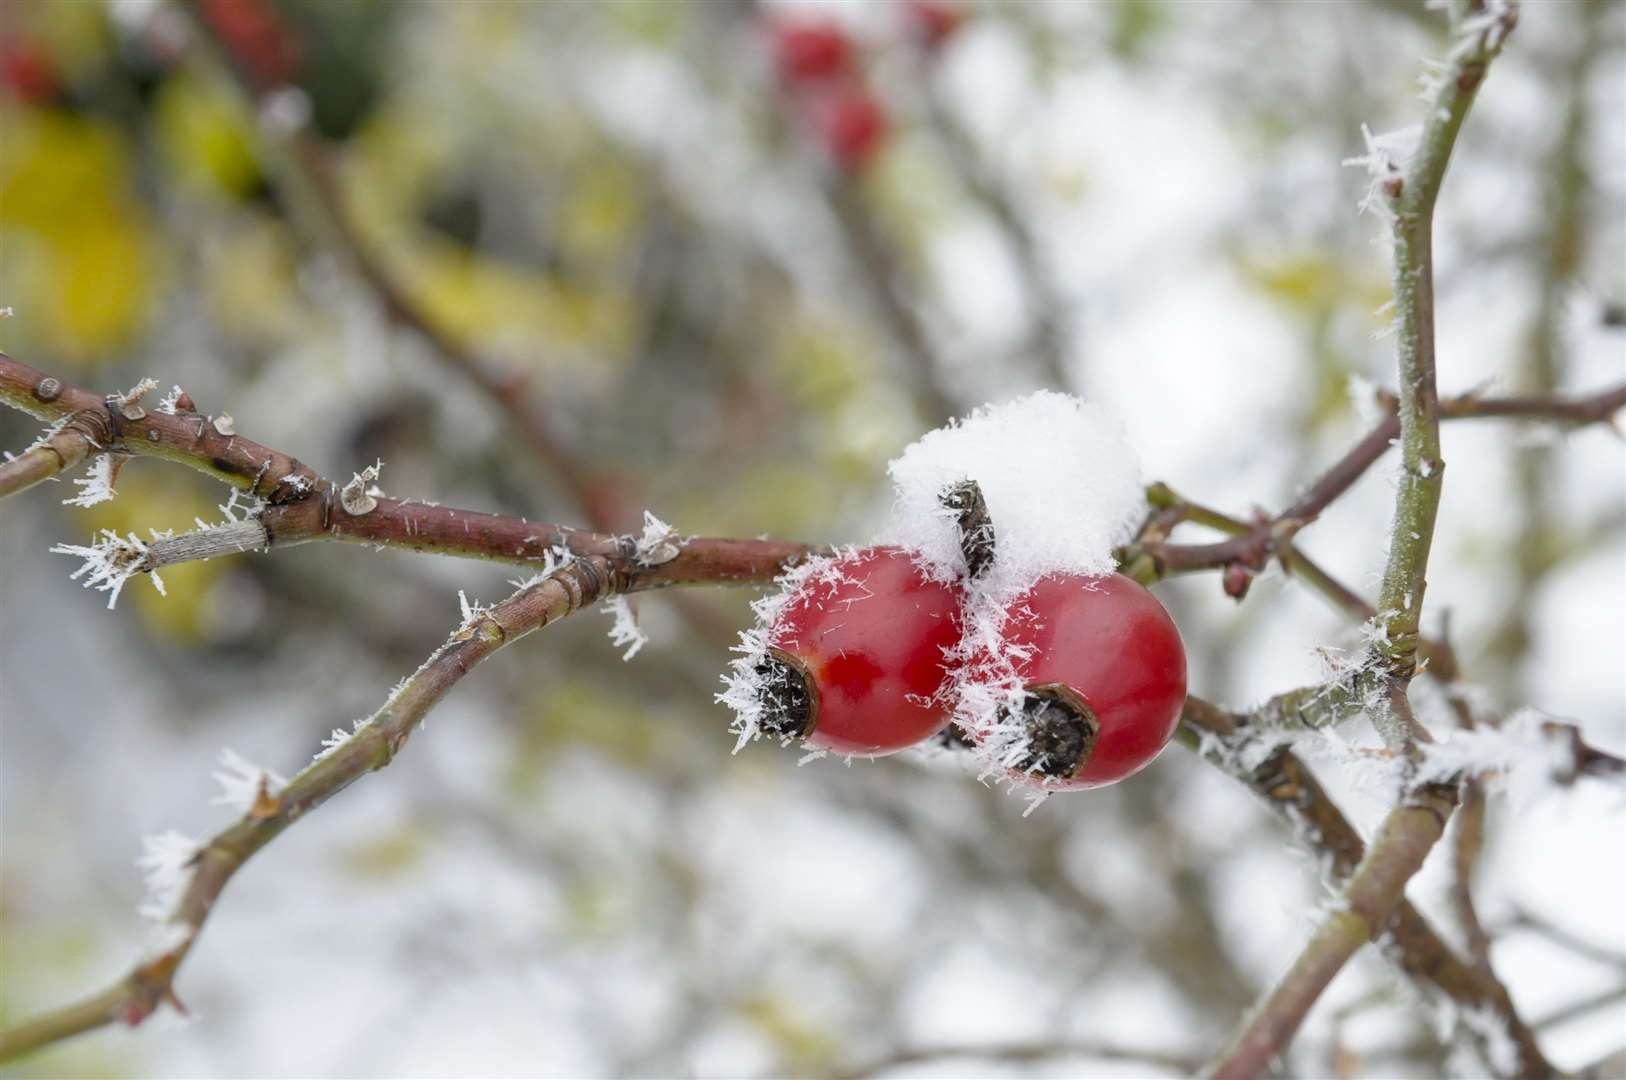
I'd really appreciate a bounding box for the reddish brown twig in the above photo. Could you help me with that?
[0,354,814,588]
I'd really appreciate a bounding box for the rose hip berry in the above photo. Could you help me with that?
[905,0,965,50]
[978,572,1187,789]
[772,20,853,84]
[816,84,889,174]
[755,548,960,756]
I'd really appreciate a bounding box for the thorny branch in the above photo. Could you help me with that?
[1178,699,1553,1077]
[0,1,1611,1074]
[3,345,1604,1068]
[1123,381,1625,590]
[180,0,628,532]
[0,354,814,594]
[0,555,625,1060]
[1204,2,1519,1074]
[831,1038,1201,1079]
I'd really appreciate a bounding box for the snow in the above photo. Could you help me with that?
[1414,708,1584,806]
[881,391,1143,599]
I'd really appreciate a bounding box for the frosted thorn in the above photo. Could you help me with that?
[340,460,384,516]
[212,413,236,436]
[633,511,681,565]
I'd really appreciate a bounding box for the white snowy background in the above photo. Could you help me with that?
[1,1,1622,1077]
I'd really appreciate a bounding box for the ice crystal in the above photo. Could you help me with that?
[156,385,186,415]
[62,453,118,508]
[601,595,648,661]
[633,511,681,565]
[136,831,199,923]
[50,529,167,609]
[210,748,288,813]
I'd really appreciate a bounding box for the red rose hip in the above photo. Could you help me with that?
[772,20,853,84]
[975,572,1187,789]
[817,84,888,174]
[754,547,960,756]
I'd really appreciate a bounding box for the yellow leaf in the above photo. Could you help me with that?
[152,73,261,200]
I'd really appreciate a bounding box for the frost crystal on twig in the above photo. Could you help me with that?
[50,529,167,609]
[633,511,681,565]
[601,595,648,660]
[136,831,200,923]
[312,716,376,763]
[1343,123,1422,219]
[62,453,118,508]
[22,414,71,455]
[456,589,489,631]
[210,749,288,814]
[111,377,159,420]
[1415,709,1585,805]
[199,487,265,528]
[156,385,186,415]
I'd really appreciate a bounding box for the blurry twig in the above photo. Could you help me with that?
[1178,698,1553,1077]
[180,0,623,531]
[1123,382,1625,584]
[0,556,625,1061]
[823,180,960,426]
[1534,985,1626,1032]
[831,1039,1200,1079]
[1498,905,1626,971]
[920,81,1073,391]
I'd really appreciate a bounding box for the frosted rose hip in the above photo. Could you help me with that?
[974,572,1187,789]
[755,547,960,756]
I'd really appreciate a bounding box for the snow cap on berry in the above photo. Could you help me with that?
[881,391,1143,602]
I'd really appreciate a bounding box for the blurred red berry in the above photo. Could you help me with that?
[818,84,889,174]
[772,20,853,84]
[755,547,960,756]
[196,0,300,89]
[970,572,1187,790]
[906,0,965,50]
[0,36,59,103]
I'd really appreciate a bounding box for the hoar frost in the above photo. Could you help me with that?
[211,748,288,813]
[136,830,200,923]
[601,595,649,660]
[62,453,118,508]
[718,552,861,752]
[51,528,167,609]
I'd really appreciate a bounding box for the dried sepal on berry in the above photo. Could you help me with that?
[721,548,960,757]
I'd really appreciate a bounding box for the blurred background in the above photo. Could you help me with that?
[1,0,1622,1076]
